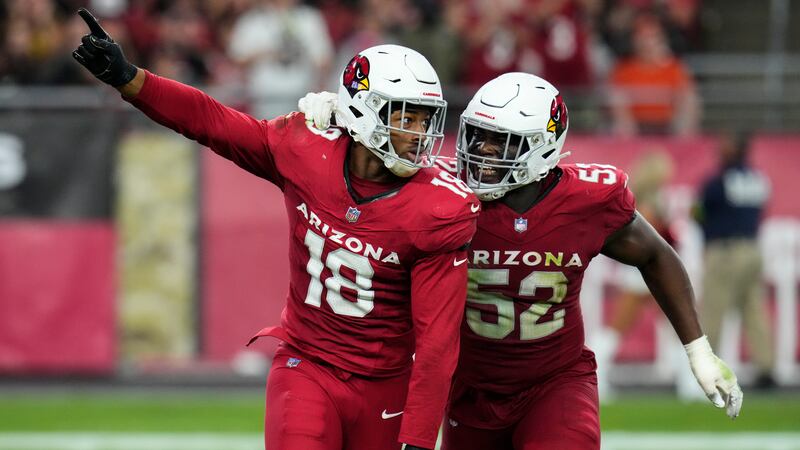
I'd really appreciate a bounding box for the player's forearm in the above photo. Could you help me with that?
[399,344,459,449]
[602,214,703,344]
[640,246,703,344]
[117,67,145,98]
[402,251,468,448]
[400,310,461,448]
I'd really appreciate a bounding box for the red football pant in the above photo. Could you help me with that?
[443,358,600,450]
[265,342,410,450]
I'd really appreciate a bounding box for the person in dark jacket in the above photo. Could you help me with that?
[696,131,775,389]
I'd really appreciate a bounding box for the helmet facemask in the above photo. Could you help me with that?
[367,94,447,177]
[456,117,569,201]
[455,73,571,201]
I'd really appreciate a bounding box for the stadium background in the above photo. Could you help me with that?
[1,0,799,448]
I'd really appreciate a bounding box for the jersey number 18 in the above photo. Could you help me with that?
[302,229,375,318]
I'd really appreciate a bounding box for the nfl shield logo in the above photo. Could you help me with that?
[514,217,528,233]
[345,206,361,223]
[286,357,301,368]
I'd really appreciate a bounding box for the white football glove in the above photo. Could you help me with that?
[684,335,743,419]
[298,91,337,130]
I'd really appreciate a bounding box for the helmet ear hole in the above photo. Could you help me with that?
[516,137,531,158]
[349,106,363,118]
[464,124,477,146]
[541,149,556,159]
[378,104,389,123]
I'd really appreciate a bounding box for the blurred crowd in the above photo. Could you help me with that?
[0,0,711,133]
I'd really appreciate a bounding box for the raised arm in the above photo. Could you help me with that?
[72,8,282,184]
[601,212,743,419]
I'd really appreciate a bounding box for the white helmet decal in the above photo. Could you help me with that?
[342,54,370,98]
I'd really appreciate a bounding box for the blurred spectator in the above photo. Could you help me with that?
[317,0,358,48]
[695,131,775,389]
[34,12,101,84]
[659,0,707,54]
[598,0,640,58]
[120,0,161,61]
[608,13,700,136]
[328,0,401,92]
[593,149,676,398]
[523,0,594,89]
[597,0,707,58]
[151,0,216,85]
[198,0,255,87]
[228,0,332,118]
[1,0,63,84]
[458,0,526,88]
[400,0,466,87]
[87,0,128,18]
[575,0,616,81]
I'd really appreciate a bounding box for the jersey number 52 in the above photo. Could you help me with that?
[466,269,568,340]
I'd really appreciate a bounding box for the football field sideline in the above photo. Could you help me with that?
[1,432,800,450]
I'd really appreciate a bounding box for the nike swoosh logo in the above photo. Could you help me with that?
[454,258,468,266]
[381,410,403,419]
[470,203,480,213]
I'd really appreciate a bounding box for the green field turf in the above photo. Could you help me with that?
[0,391,797,433]
[0,391,264,433]
[600,394,800,431]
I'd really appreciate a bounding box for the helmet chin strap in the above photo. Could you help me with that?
[383,154,419,177]
[367,142,420,178]
[478,150,571,201]
[477,189,508,201]
[518,150,571,184]
[552,151,571,169]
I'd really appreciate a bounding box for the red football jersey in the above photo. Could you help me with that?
[455,164,635,395]
[128,71,479,448]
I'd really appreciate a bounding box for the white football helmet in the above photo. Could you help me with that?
[456,72,570,200]
[335,44,447,177]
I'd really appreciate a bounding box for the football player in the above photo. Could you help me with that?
[300,73,742,450]
[442,72,742,450]
[72,8,478,450]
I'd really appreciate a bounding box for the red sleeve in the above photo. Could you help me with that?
[413,169,481,254]
[127,70,286,188]
[399,247,468,449]
[604,169,636,234]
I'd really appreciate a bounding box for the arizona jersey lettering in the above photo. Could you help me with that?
[455,164,635,394]
[127,72,479,448]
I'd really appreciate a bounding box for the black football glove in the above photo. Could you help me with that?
[72,8,138,87]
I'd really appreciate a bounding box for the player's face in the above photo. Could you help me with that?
[389,107,433,162]
[467,127,522,184]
